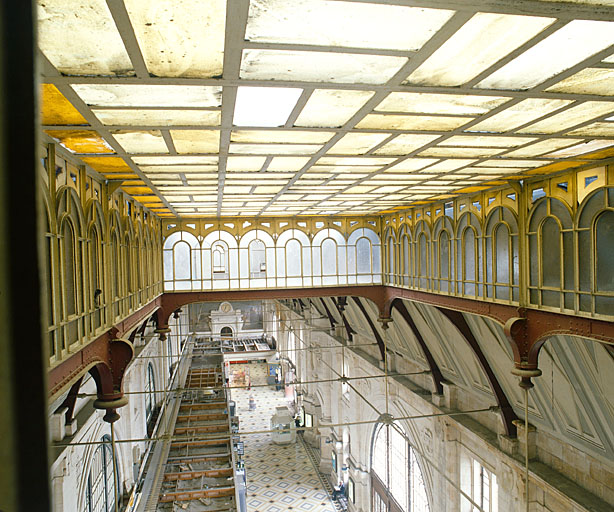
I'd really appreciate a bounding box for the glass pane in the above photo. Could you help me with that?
[286,240,302,277]
[240,49,407,85]
[246,0,454,51]
[541,218,561,288]
[114,131,168,153]
[39,0,133,76]
[372,425,388,485]
[125,0,225,78]
[234,86,302,127]
[596,211,614,291]
[389,425,408,509]
[468,99,572,133]
[495,225,510,284]
[232,130,334,144]
[72,84,222,107]
[295,89,374,128]
[406,13,554,86]
[518,102,614,134]
[94,109,221,127]
[329,133,391,155]
[546,67,614,96]
[374,134,440,155]
[478,20,614,90]
[357,238,372,274]
[171,130,220,153]
[356,114,472,131]
[411,449,431,512]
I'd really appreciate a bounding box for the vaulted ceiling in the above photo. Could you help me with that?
[39,0,614,217]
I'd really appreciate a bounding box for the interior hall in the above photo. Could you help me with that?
[1,1,614,512]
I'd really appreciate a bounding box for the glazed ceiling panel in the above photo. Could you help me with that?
[39,0,614,217]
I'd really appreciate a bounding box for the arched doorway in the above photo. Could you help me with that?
[220,326,233,340]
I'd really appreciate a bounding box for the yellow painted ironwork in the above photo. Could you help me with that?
[41,84,88,125]
[45,130,115,154]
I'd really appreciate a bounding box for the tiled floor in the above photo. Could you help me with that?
[232,367,336,512]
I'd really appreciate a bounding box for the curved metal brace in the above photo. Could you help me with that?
[89,338,133,423]
[351,296,386,362]
[438,308,519,438]
[391,299,444,395]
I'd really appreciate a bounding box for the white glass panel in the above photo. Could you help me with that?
[134,155,218,165]
[72,84,222,107]
[374,134,440,155]
[443,135,536,147]
[569,122,614,136]
[173,242,191,279]
[419,147,505,157]
[318,157,395,168]
[420,159,476,172]
[163,249,173,280]
[478,20,614,90]
[385,158,440,172]
[546,139,614,157]
[267,157,311,171]
[468,98,571,132]
[411,450,431,512]
[377,92,508,115]
[141,165,217,180]
[230,143,321,155]
[474,159,545,168]
[171,130,220,153]
[356,238,372,274]
[389,425,408,510]
[240,49,407,85]
[356,114,472,131]
[234,86,303,127]
[546,67,614,96]
[114,131,168,153]
[286,240,302,277]
[406,13,555,86]
[517,102,614,134]
[125,0,225,78]
[372,425,388,485]
[93,109,220,126]
[328,133,390,154]
[504,138,584,157]
[38,0,133,76]
[231,130,334,143]
[322,239,337,275]
[473,460,482,507]
[246,0,454,51]
[295,89,374,128]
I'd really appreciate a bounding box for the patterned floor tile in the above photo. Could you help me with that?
[232,364,335,512]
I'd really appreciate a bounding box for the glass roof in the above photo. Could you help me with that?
[38,0,614,217]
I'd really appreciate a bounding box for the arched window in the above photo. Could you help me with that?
[221,326,233,339]
[401,234,410,284]
[61,222,77,317]
[462,227,477,297]
[371,422,430,512]
[173,241,191,280]
[387,236,395,282]
[286,239,302,277]
[249,239,266,277]
[417,233,429,289]
[595,210,614,292]
[357,237,373,275]
[145,363,156,424]
[212,242,227,273]
[83,435,116,512]
[322,238,338,276]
